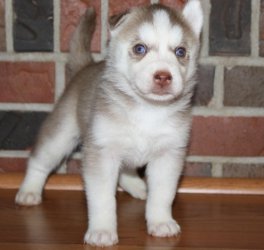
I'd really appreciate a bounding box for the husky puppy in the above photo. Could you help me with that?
[15,1,203,247]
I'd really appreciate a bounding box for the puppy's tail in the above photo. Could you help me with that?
[67,8,96,79]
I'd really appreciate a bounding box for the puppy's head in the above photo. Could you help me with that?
[107,0,203,103]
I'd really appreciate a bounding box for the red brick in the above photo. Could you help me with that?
[109,0,185,16]
[60,0,101,52]
[261,1,264,40]
[260,0,264,56]
[66,159,213,177]
[193,65,215,106]
[223,164,264,178]
[183,162,212,177]
[0,62,55,103]
[224,66,264,107]
[0,0,5,51]
[109,0,150,17]
[159,0,187,9]
[0,158,27,173]
[189,117,264,157]
[209,0,251,56]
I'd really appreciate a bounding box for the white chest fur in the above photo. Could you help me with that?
[92,104,189,167]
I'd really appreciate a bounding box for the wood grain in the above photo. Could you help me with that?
[0,189,264,250]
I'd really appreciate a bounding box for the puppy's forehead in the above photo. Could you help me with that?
[153,9,171,28]
[138,9,183,47]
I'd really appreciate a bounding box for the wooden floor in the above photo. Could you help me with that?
[0,189,264,250]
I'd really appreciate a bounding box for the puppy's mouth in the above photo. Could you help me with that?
[134,87,177,102]
[152,86,173,96]
[146,93,176,102]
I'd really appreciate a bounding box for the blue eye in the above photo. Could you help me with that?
[175,47,186,58]
[133,44,147,55]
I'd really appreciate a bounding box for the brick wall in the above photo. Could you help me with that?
[0,0,263,178]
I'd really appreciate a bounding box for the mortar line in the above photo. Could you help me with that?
[1,151,264,167]
[0,151,30,158]
[53,1,64,102]
[199,56,264,66]
[0,103,53,112]
[192,107,264,117]
[211,65,224,109]
[0,52,67,61]
[0,52,101,62]
[200,0,210,58]
[53,0,61,53]
[211,163,223,178]
[3,53,264,66]
[5,0,14,52]
[187,156,264,165]
[55,62,66,101]
[0,102,263,116]
[100,0,109,57]
[251,0,260,58]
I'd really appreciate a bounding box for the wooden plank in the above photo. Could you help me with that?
[0,173,264,195]
[0,173,83,191]
[1,189,264,249]
[178,177,264,195]
[0,243,246,250]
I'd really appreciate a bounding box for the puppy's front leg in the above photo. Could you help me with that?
[83,146,120,247]
[146,152,183,238]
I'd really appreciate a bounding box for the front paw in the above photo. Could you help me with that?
[15,191,42,206]
[84,230,118,247]
[148,220,181,237]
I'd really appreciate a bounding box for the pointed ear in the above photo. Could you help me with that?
[183,0,203,38]
[109,10,130,36]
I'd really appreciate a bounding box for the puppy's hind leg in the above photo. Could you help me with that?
[15,104,80,206]
[118,168,147,200]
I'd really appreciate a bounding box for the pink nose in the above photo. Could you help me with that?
[154,71,172,88]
